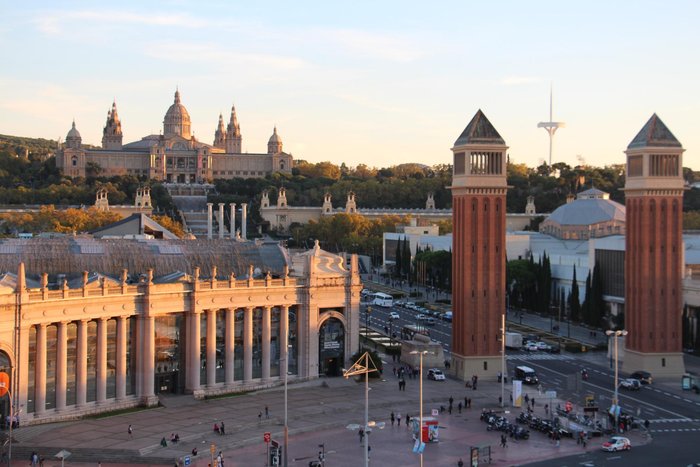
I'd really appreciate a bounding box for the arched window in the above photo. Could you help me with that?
[280,161,285,171]
[71,156,78,167]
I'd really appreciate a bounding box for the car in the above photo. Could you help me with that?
[619,378,641,390]
[423,317,437,326]
[427,368,446,381]
[535,341,552,351]
[629,371,652,385]
[416,314,427,321]
[602,436,631,452]
[524,342,539,351]
[443,311,453,322]
[389,311,400,320]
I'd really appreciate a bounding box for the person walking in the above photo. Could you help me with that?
[406,414,410,427]
[128,424,133,439]
[265,405,269,419]
[359,427,365,443]
[458,401,462,413]
[458,459,464,467]
[390,411,395,426]
[397,413,402,426]
[500,433,507,448]
[220,421,225,435]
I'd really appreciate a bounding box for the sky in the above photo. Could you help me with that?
[1,1,698,170]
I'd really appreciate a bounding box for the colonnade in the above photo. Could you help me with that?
[188,305,290,391]
[206,202,247,240]
[31,316,131,416]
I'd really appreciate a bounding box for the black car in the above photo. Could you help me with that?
[629,371,652,385]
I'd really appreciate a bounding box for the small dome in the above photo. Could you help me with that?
[268,126,282,144]
[547,193,625,226]
[163,89,192,138]
[67,120,81,139]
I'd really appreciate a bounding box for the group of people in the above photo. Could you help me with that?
[213,421,226,435]
[390,411,410,427]
[465,374,478,390]
[4,414,19,430]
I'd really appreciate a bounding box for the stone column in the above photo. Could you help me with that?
[207,202,213,240]
[241,203,247,240]
[229,203,236,239]
[280,305,289,377]
[55,322,68,411]
[225,308,235,384]
[96,318,108,404]
[206,309,217,387]
[141,316,155,399]
[243,307,253,381]
[116,316,128,401]
[188,312,201,391]
[262,306,271,381]
[76,320,88,407]
[218,203,225,239]
[34,324,47,415]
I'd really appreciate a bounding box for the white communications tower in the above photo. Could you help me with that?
[537,85,565,166]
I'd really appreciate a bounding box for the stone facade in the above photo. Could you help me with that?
[56,91,293,182]
[0,238,360,425]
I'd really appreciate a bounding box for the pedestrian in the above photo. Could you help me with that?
[397,413,402,425]
[220,421,225,435]
[467,398,471,408]
[393,367,397,377]
[406,414,410,427]
[464,397,468,408]
[544,404,549,415]
[524,393,529,405]
[258,411,262,422]
[448,404,452,415]
[359,427,365,443]
[458,459,464,467]
[531,397,536,407]
[398,379,402,391]
[449,396,454,408]
[458,402,462,413]
[265,405,269,419]
[391,411,395,426]
[582,434,587,448]
[160,437,167,447]
[498,396,502,406]
[644,419,650,431]
[500,433,507,448]
[555,432,561,447]
[128,424,133,439]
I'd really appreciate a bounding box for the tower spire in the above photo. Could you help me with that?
[537,83,566,165]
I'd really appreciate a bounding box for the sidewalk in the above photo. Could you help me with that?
[7,353,649,467]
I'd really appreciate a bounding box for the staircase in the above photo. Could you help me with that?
[166,184,228,239]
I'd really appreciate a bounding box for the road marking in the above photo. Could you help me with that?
[515,359,692,419]
[684,399,693,403]
[607,455,622,460]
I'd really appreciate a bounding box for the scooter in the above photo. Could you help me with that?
[581,369,589,380]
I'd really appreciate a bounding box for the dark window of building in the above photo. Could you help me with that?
[628,155,643,177]
[454,152,465,175]
[595,249,625,298]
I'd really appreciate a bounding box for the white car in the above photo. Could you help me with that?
[601,436,631,452]
[416,314,427,321]
[389,311,400,320]
[524,342,539,351]
[619,378,641,390]
[427,368,446,381]
[535,341,552,351]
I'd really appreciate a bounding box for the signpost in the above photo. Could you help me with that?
[269,439,281,466]
[545,390,556,420]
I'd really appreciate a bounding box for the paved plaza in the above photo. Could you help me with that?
[7,352,647,467]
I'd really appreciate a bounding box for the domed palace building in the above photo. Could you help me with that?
[57,90,293,182]
[539,188,625,240]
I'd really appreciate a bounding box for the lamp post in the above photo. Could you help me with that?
[500,313,506,408]
[605,329,628,432]
[283,343,291,467]
[365,306,372,341]
[410,350,429,467]
[344,352,378,467]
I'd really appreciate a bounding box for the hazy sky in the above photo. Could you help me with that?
[1,1,698,170]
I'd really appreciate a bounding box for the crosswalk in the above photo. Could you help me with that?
[649,418,700,433]
[507,353,574,361]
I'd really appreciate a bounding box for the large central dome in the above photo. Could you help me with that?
[163,90,192,139]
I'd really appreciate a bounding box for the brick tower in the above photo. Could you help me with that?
[450,110,508,381]
[624,114,686,377]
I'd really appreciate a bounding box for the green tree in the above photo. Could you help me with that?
[568,266,581,322]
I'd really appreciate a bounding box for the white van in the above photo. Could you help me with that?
[371,292,394,307]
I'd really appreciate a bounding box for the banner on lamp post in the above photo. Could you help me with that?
[512,380,523,408]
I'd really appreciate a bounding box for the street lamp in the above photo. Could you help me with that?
[500,313,506,408]
[283,343,292,467]
[410,350,429,467]
[344,352,378,467]
[605,329,628,432]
